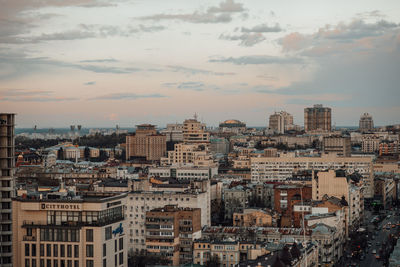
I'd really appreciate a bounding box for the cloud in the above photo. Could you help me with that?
[0,89,77,102]
[137,24,166,32]
[209,55,304,65]
[88,93,167,100]
[0,0,121,44]
[219,32,266,46]
[0,52,142,79]
[207,0,245,13]
[167,65,235,76]
[274,19,400,107]
[0,88,52,96]
[279,19,399,53]
[177,82,205,91]
[140,0,245,24]
[241,23,282,33]
[84,81,96,85]
[219,23,282,46]
[356,10,386,19]
[80,59,117,63]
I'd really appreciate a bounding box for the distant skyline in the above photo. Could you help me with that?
[1,0,400,128]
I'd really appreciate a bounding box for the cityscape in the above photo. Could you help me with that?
[1,1,400,267]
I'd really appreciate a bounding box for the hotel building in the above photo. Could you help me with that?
[126,124,166,161]
[12,192,128,267]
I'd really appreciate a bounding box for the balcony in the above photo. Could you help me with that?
[23,236,36,241]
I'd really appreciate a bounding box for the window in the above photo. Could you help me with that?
[32,259,37,267]
[67,260,72,267]
[74,245,79,258]
[115,240,117,252]
[40,244,45,256]
[103,259,107,267]
[25,244,30,256]
[86,260,93,267]
[32,244,37,256]
[46,244,51,257]
[119,252,124,265]
[40,259,45,267]
[54,244,58,257]
[60,244,65,257]
[105,227,112,240]
[67,245,72,257]
[103,244,106,257]
[115,255,117,266]
[86,229,93,242]
[25,259,30,267]
[53,260,58,267]
[119,237,123,250]
[47,260,51,267]
[86,245,93,257]
[74,261,79,267]
[27,228,32,236]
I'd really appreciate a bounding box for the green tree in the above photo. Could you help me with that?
[84,146,90,160]
[58,147,64,160]
[205,254,220,267]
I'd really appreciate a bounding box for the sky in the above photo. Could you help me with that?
[1,0,400,128]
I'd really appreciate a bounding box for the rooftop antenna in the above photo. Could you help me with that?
[194,113,198,121]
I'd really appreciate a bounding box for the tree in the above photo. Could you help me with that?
[58,147,64,160]
[84,146,90,160]
[128,250,169,267]
[205,254,220,267]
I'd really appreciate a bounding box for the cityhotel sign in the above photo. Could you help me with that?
[40,203,82,211]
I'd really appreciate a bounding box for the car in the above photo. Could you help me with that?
[375,254,381,260]
[372,249,377,254]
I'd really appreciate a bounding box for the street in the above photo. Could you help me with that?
[343,208,400,267]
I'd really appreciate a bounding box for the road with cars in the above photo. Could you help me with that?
[348,209,400,267]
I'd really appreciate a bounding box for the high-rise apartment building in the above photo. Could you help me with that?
[268,111,293,134]
[183,119,209,144]
[0,113,15,267]
[145,205,201,266]
[12,191,128,267]
[304,104,332,132]
[359,113,374,132]
[126,124,166,161]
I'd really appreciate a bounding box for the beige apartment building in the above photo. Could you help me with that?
[161,143,214,167]
[12,192,128,267]
[183,118,209,144]
[359,113,374,132]
[127,186,210,252]
[145,205,201,266]
[0,113,15,267]
[193,240,240,267]
[126,124,166,161]
[251,154,374,198]
[323,136,351,157]
[233,209,273,227]
[312,169,363,229]
[268,111,293,134]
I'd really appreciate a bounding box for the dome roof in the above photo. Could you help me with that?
[223,119,242,124]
